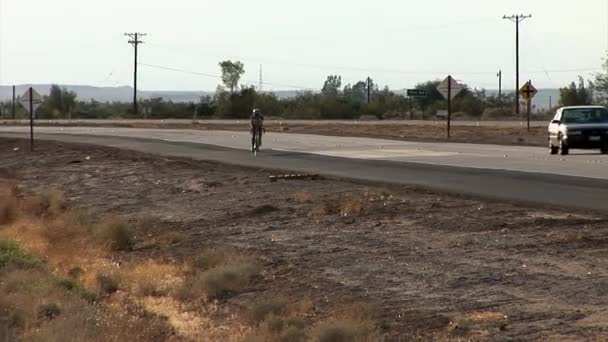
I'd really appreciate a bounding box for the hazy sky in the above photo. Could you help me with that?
[0,0,606,91]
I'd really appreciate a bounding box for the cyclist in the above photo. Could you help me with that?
[250,108,265,151]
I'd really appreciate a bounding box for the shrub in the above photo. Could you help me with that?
[180,255,260,301]
[57,278,97,303]
[103,221,134,252]
[250,298,288,324]
[196,263,258,299]
[96,273,120,294]
[0,240,40,269]
[37,303,62,320]
[0,186,17,225]
[22,190,65,217]
[122,261,179,297]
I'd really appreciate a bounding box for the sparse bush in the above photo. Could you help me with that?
[37,303,62,320]
[68,267,84,280]
[0,240,40,269]
[96,273,120,294]
[57,278,97,303]
[102,221,134,252]
[181,252,260,301]
[192,248,244,271]
[312,304,378,342]
[250,298,288,324]
[44,210,92,246]
[123,261,179,297]
[0,185,17,225]
[188,263,259,300]
[247,314,308,342]
[315,321,356,342]
[22,190,65,217]
[292,192,314,204]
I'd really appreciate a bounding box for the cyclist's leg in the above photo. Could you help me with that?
[258,129,263,148]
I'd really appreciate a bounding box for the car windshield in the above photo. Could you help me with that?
[562,108,608,124]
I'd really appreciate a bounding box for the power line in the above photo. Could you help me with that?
[503,14,532,115]
[138,62,315,90]
[125,32,147,115]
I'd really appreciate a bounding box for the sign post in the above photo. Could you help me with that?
[437,76,463,139]
[19,87,43,151]
[519,80,537,132]
[406,89,427,120]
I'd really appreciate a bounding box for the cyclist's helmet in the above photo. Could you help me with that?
[252,108,262,116]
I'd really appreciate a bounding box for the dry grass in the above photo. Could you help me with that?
[179,249,260,301]
[21,190,66,218]
[122,260,182,297]
[0,186,179,341]
[291,191,314,204]
[0,238,173,342]
[0,240,40,269]
[466,311,507,323]
[96,272,121,295]
[247,301,378,342]
[100,219,135,252]
[249,297,288,324]
[311,303,378,342]
[0,184,18,225]
[311,192,391,217]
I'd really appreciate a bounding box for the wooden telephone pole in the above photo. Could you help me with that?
[125,33,147,115]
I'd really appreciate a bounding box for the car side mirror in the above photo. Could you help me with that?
[551,120,561,124]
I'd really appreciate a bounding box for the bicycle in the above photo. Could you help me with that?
[251,126,264,154]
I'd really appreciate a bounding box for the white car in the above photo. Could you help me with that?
[548,106,608,155]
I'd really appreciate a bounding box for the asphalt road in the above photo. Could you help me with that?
[1,126,607,211]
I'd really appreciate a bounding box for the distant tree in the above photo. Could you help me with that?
[343,80,369,103]
[413,80,443,111]
[218,60,245,93]
[322,75,342,96]
[559,76,594,106]
[46,85,77,117]
[594,55,608,104]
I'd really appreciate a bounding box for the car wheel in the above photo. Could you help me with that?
[559,137,569,155]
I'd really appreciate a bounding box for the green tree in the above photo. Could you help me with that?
[594,56,608,104]
[413,80,443,111]
[218,60,245,93]
[46,85,77,117]
[322,75,342,96]
[559,77,593,106]
[215,86,257,118]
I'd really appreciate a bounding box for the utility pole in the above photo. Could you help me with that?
[497,70,502,105]
[447,75,452,139]
[503,14,531,115]
[124,32,146,116]
[259,64,263,92]
[11,85,15,119]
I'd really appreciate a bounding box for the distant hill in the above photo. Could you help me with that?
[0,85,212,103]
[1,84,559,110]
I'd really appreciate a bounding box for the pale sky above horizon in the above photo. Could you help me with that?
[0,0,607,92]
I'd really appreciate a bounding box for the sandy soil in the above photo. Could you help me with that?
[1,138,606,341]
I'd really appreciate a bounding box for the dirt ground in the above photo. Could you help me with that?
[1,138,607,341]
[1,120,549,147]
